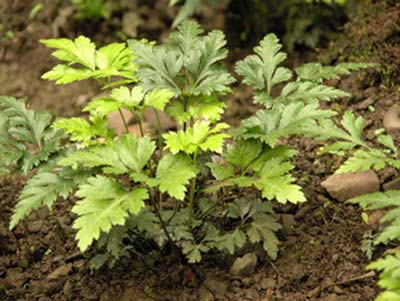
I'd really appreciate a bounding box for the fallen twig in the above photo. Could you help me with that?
[309,271,376,297]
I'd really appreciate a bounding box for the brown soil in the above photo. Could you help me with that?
[0,1,392,300]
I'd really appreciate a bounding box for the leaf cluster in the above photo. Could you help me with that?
[0,96,62,174]
[233,33,369,147]
[41,36,136,86]
[322,103,400,301]
[5,22,372,269]
[129,21,235,97]
[318,112,399,173]
[350,191,400,301]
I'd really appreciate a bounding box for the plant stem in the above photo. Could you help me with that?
[182,95,188,131]
[153,108,163,151]
[118,108,129,134]
[196,186,234,221]
[131,110,144,137]
[138,119,144,137]
[188,151,198,222]
[149,191,179,260]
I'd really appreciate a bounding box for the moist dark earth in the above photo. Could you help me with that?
[1,0,399,300]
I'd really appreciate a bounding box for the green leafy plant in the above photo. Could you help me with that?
[72,0,112,21]
[0,97,62,174]
[319,112,400,300]
[4,21,368,268]
[41,35,136,86]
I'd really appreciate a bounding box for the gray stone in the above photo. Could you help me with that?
[229,252,257,276]
[384,105,400,133]
[321,170,380,202]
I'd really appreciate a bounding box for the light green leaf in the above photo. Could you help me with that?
[378,134,398,154]
[156,153,198,200]
[41,36,96,70]
[83,98,123,115]
[163,121,229,155]
[110,86,144,107]
[53,114,112,145]
[144,88,175,110]
[41,36,136,86]
[41,65,93,84]
[59,134,155,174]
[207,162,234,180]
[72,176,148,251]
[254,158,306,204]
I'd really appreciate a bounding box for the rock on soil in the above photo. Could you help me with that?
[229,252,257,276]
[383,105,400,133]
[321,170,380,202]
[47,263,72,279]
[27,220,43,233]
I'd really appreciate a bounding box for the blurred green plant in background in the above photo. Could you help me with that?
[72,0,112,20]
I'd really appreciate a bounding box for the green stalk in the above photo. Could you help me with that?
[149,191,177,256]
[182,95,188,131]
[118,108,129,134]
[188,150,198,222]
[130,110,144,137]
[153,108,163,151]
[196,186,234,221]
[138,120,144,137]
